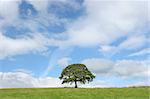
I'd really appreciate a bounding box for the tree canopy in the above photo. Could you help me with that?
[59,64,95,88]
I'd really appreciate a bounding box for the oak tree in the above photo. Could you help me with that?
[59,64,95,88]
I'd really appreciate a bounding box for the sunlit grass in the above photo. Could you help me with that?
[0,87,149,99]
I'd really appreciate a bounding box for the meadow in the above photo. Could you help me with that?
[0,87,149,99]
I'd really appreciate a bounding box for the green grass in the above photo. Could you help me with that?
[0,87,149,99]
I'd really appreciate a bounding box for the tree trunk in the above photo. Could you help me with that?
[75,80,78,88]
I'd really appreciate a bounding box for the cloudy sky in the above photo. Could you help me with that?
[0,0,149,88]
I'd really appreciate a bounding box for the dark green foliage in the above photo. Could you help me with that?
[59,64,95,88]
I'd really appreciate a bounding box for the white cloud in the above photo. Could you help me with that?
[0,0,20,21]
[83,80,149,88]
[99,45,117,57]
[113,60,149,78]
[0,72,37,88]
[119,35,147,50]
[82,58,114,74]
[27,0,49,13]
[82,58,149,79]
[66,0,147,47]
[36,77,62,88]
[0,2,66,33]
[0,0,81,60]
[57,57,71,67]
[0,33,50,59]
[99,34,148,56]
[127,81,150,87]
[129,48,150,57]
[0,0,68,32]
[100,45,116,53]
[0,0,148,59]
[0,71,62,88]
[0,0,23,32]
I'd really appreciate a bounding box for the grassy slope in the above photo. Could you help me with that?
[0,87,149,99]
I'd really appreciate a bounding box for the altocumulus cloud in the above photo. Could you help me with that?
[82,58,149,79]
[0,33,49,59]
[0,0,84,59]
[0,0,148,59]
[0,71,62,88]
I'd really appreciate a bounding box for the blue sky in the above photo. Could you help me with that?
[0,0,149,88]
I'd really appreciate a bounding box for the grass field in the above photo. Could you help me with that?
[0,87,149,99]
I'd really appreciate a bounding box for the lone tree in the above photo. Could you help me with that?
[59,64,95,88]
